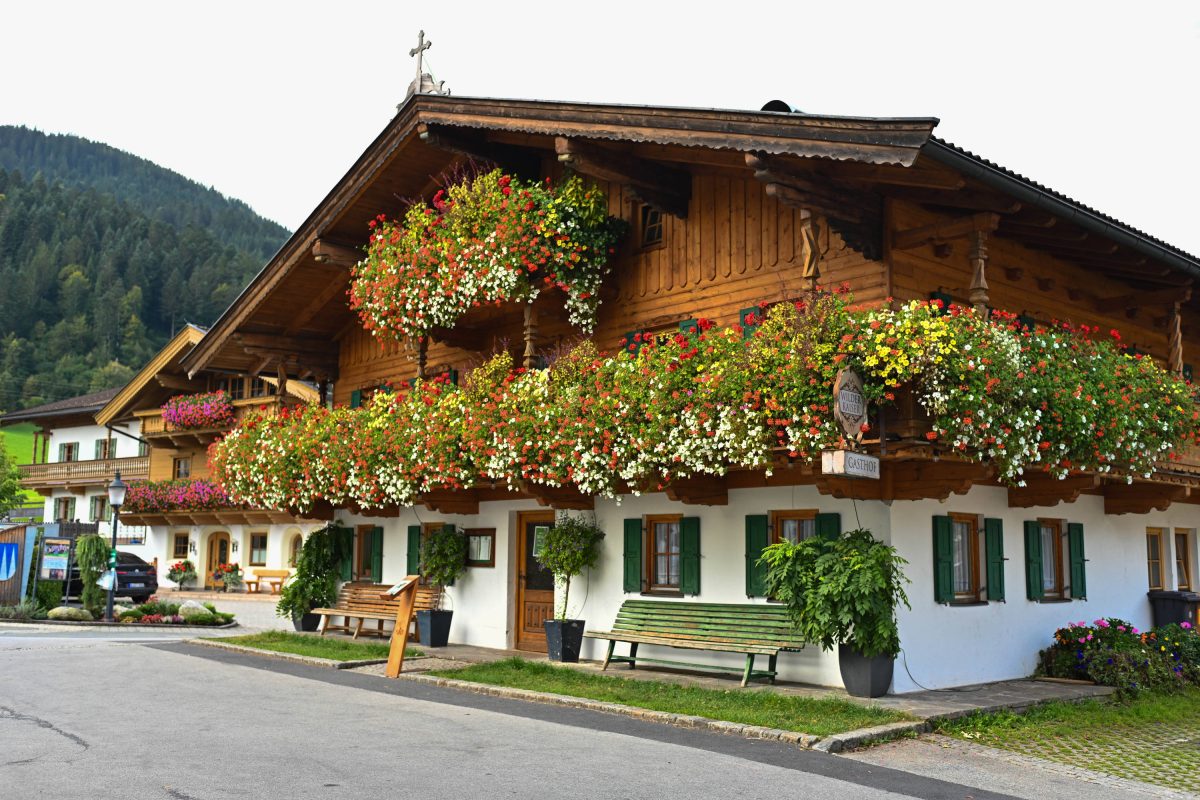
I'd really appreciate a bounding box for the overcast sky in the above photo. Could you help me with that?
[3,1,1198,254]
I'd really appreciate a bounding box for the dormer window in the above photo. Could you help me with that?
[640,205,664,249]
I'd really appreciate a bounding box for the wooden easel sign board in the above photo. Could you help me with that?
[383,576,419,678]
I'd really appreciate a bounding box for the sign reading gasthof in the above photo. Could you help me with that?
[822,449,881,480]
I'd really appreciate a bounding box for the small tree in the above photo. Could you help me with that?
[276,526,343,620]
[420,526,467,610]
[0,434,23,518]
[535,513,605,620]
[761,528,910,659]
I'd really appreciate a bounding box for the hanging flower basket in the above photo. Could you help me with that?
[349,169,625,342]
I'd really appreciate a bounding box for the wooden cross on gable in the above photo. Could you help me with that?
[410,30,431,83]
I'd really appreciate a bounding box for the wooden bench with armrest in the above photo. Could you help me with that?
[584,599,806,687]
[244,569,291,594]
[312,581,439,640]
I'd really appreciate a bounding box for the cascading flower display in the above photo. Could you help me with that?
[122,479,234,513]
[210,294,1200,513]
[161,391,234,430]
[349,169,625,341]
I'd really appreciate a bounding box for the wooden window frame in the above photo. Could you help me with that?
[60,442,79,463]
[465,528,496,568]
[249,377,270,398]
[1039,518,1066,599]
[770,509,817,545]
[354,525,376,580]
[638,204,665,251]
[949,513,983,602]
[288,532,303,567]
[172,456,192,479]
[1147,527,1165,590]
[248,532,268,567]
[54,497,76,521]
[172,533,190,560]
[90,496,109,523]
[1175,529,1193,591]
[645,513,683,593]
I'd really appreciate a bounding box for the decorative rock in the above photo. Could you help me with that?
[48,606,93,621]
[179,601,212,619]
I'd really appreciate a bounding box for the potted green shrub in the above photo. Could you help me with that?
[761,527,910,697]
[535,513,605,662]
[417,525,468,647]
[277,525,342,631]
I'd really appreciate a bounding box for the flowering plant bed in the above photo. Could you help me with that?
[122,479,233,513]
[211,293,1200,513]
[349,169,625,341]
[166,559,197,588]
[1040,617,1200,696]
[117,597,235,626]
[161,391,234,429]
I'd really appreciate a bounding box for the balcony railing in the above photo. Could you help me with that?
[19,456,150,487]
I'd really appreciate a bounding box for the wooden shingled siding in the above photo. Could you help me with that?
[333,176,885,403]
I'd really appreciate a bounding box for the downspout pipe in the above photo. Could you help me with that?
[923,138,1200,283]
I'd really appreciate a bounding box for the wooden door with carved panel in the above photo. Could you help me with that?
[515,512,555,651]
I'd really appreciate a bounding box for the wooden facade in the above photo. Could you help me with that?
[181,94,1200,513]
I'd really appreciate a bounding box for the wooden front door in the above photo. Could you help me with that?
[515,512,555,651]
[206,531,231,588]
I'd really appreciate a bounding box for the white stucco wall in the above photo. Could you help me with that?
[43,422,138,462]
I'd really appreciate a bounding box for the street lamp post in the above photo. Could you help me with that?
[105,471,127,623]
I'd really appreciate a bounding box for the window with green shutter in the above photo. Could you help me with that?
[932,515,955,603]
[1068,523,1087,600]
[335,525,354,582]
[739,306,763,338]
[815,512,841,542]
[407,525,422,576]
[745,514,769,597]
[620,331,646,357]
[1024,520,1044,601]
[680,517,701,595]
[349,389,363,409]
[370,526,384,580]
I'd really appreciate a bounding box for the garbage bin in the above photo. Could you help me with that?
[1147,590,1200,627]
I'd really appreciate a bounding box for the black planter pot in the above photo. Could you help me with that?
[544,619,585,662]
[292,611,320,632]
[838,644,894,698]
[417,609,454,647]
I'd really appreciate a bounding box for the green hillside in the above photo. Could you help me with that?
[0,423,39,503]
[0,131,292,412]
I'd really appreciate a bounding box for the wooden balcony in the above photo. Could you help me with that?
[136,396,290,448]
[19,456,149,492]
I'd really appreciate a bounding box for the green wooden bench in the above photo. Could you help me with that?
[584,600,806,687]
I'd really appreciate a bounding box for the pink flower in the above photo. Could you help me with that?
[1183,622,1193,630]
[1095,619,1110,628]
[1078,637,1086,644]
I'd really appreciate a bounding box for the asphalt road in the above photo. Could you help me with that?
[0,630,1166,800]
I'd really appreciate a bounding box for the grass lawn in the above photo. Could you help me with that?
[1,423,41,504]
[215,630,422,662]
[938,689,1200,793]
[429,657,912,736]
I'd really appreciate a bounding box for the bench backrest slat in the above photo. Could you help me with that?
[609,599,805,649]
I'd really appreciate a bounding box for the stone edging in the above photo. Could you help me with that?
[400,673,859,748]
[0,618,238,630]
[187,638,388,670]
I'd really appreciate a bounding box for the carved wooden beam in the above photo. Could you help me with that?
[420,489,480,516]
[154,374,203,392]
[1103,481,1190,515]
[1007,473,1099,508]
[664,474,729,506]
[418,123,542,179]
[764,182,863,223]
[521,483,595,510]
[881,186,1022,214]
[1170,303,1184,375]
[311,239,362,268]
[809,161,966,190]
[892,213,1000,251]
[556,137,690,218]
[1094,286,1191,313]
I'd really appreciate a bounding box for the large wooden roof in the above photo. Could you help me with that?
[181,93,1200,381]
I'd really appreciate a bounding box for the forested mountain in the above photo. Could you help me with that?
[0,127,288,260]
[0,132,292,412]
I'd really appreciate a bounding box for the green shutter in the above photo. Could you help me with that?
[815,512,841,542]
[1068,523,1087,600]
[678,319,699,336]
[621,331,644,357]
[1024,521,1044,601]
[371,526,384,580]
[932,515,954,603]
[739,306,762,338]
[406,525,421,576]
[985,518,1005,602]
[745,514,769,597]
[349,389,362,409]
[58,443,66,462]
[680,516,701,595]
[94,440,104,459]
[66,497,76,521]
[336,525,354,582]
[446,369,459,386]
[623,518,642,593]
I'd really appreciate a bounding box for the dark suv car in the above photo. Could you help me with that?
[68,551,159,603]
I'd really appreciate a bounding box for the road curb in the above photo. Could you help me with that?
[0,619,238,631]
[399,673,824,748]
[186,638,389,670]
[811,720,931,753]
